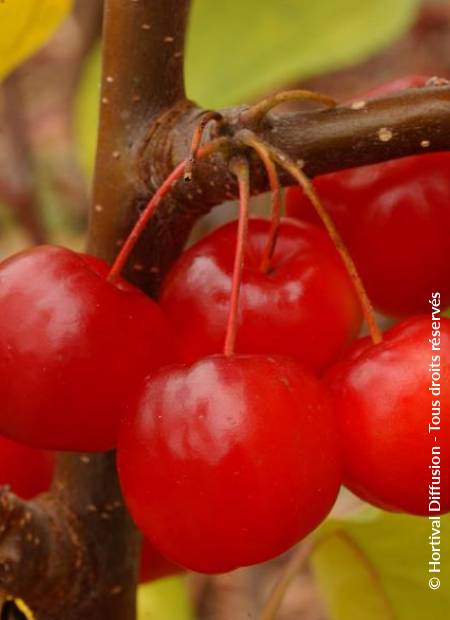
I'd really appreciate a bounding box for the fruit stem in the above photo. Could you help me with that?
[184,111,223,182]
[240,89,336,127]
[260,538,315,620]
[239,130,383,345]
[246,139,282,273]
[107,138,228,282]
[224,156,250,357]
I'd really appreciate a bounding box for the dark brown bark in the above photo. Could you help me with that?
[89,0,189,263]
[0,453,140,620]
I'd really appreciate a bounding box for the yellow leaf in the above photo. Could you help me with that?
[0,0,72,80]
[138,577,194,620]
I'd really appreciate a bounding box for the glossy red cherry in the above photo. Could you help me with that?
[0,245,173,451]
[139,539,181,583]
[286,76,450,316]
[286,153,450,316]
[118,354,341,573]
[160,218,362,373]
[326,314,450,515]
[0,436,54,499]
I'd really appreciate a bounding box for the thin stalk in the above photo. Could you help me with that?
[224,157,250,356]
[245,139,282,273]
[240,89,336,127]
[239,130,382,345]
[184,111,223,181]
[107,138,227,281]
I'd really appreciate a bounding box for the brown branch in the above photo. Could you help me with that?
[118,83,450,293]
[90,0,190,263]
[260,85,450,176]
[0,486,91,615]
[0,453,140,620]
[169,84,450,190]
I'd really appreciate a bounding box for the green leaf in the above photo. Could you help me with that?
[312,507,450,619]
[0,0,72,80]
[186,0,419,108]
[138,577,194,620]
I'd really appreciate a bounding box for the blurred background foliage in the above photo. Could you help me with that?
[186,0,419,107]
[137,577,194,620]
[1,1,450,619]
[313,508,450,620]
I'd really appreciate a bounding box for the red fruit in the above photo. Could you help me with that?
[139,539,180,583]
[160,218,362,373]
[0,245,173,451]
[326,314,450,516]
[0,436,54,499]
[286,151,450,316]
[286,75,450,316]
[118,354,341,573]
[351,74,429,100]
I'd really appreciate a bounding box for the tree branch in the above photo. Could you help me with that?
[0,453,139,620]
[90,0,190,263]
[261,85,450,176]
[123,83,450,293]
[0,486,92,615]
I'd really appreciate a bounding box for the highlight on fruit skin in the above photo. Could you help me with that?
[285,151,450,317]
[160,217,363,373]
[326,314,450,516]
[0,245,174,452]
[118,353,342,574]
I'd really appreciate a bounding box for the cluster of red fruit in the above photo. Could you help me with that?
[0,76,448,577]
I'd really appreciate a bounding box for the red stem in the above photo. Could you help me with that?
[184,111,223,181]
[107,139,227,281]
[240,89,336,127]
[253,144,282,273]
[238,130,382,345]
[224,157,250,357]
